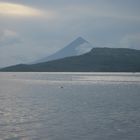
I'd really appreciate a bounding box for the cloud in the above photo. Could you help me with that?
[0,29,21,46]
[1,0,140,21]
[0,2,44,17]
[120,33,140,49]
[53,3,140,22]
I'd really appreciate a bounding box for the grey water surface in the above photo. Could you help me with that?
[0,72,140,140]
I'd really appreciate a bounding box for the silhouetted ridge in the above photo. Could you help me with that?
[1,48,140,72]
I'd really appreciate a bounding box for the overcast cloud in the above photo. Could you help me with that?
[0,0,140,67]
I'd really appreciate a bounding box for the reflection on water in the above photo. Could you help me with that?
[0,72,140,140]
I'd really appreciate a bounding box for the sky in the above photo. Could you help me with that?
[0,0,140,67]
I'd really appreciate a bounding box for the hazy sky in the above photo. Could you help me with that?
[0,0,140,67]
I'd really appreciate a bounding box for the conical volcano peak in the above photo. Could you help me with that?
[67,37,89,49]
[74,37,89,44]
[33,37,93,63]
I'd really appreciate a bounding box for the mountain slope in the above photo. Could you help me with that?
[1,48,140,72]
[34,37,93,63]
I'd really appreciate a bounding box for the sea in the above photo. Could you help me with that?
[0,72,140,140]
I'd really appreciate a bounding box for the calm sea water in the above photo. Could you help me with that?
[0,72,140,140]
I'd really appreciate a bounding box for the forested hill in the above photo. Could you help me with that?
[1,48,140,72]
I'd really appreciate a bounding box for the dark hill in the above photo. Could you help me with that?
[1,48,140,72]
